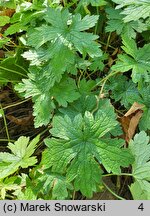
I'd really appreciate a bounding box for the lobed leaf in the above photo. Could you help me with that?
[0,136,39,180]
[44,100,133,197]
[112,35,150,83]
[130,131,150,199]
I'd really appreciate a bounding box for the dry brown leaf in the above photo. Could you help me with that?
[127,110,143,142]
[6,114,33,126]
[0,9,15,17]
[119,102,144,143]
[119,116,130,139]
[125,102,144,117]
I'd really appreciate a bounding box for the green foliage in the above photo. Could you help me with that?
[89,53,108,72]
[0,53,28,84]
[15,8,102,127]
[26,7,101,75]
[0,0,150,200]
[108,75,141,107]
[0,16,10,26]
[37,169,73,199]
[138,85,150,131]
[0,0,16,9]
[0,136,39,180]
[44,100,133,197]
[3,1,47,36]
[112,0,150,23]
[15,70,80,127]
[112,35,150,83]
[108,76,150,131]
[78,0,107,7]
[130,131,150,199]
[106,7,147,38]
[0,177,21,200]
[0,37,10,49]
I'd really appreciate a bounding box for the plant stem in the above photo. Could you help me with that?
[103,173,133,178]
[0,104,10,142]
[98,78,107,98]
[0,139,15,142]
[92,70,121,114]
[15,63,28,74]
[105,32,112,52]
[72,190,76,200]
[102,181,125,200]
[0,66,28,78]
[99,40,116,49]
[94,7,99,35]
[2,98,31,111]
[94,70,121,88]
[62,0,66,7]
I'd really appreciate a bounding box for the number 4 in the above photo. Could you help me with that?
[138,203,144,211]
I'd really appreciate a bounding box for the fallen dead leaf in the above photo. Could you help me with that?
[127,110,143,142]
[119,116,130,141]
[0,9,15,17]
[119,102,144,143]
[6,113,33,126]
[125,102,144,117]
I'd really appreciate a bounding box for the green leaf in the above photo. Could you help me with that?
[0,37,10,49]
[113,0,150,23]
[139,107,150,131]
[89,53,108,71]
[14,175,37,200]
[4,22,28,36]
[130,131,150,176]
[28,8,101,57]
[106,7,147,38]
[112,35,150,83]
[51,77,80,107]
[108,77,150,130]
[37,169,73,199]
[17,8,102,128]
[108,75,141,108]
[130,181,149,200]
[138,85,150,131]
[59,95,97,120]
[15,69,80,127]
[130,131,150,199]
[0,0,16,9]
[44,100,133,197]
[0,56,28,84]
[0,177,21,200]
[23,44,76,85]
[32,93,55,128]
[78,0,107,7]
[78,79,96,95]
[0,136,39,180]
[4,6,45,36]
[67,151,102,197]
[15,67,55,127]
[0,16,10,26]
[19,187,37,200]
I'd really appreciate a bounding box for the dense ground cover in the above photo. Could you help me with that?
[0,0,150,200]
